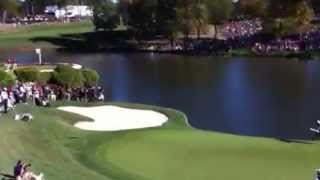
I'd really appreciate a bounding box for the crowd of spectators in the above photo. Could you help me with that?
[140,19,262,54]
[140,41,184,52]
[12,15,55,25]
[0,82,105,113]
[140,38,231,54]
[251,26,320,54]
[135,18,320,55]
[223,19,263,40]
[3,14,88,27]
[252,40,302,54]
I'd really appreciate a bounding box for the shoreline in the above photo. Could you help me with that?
[2,46,319,60]
[57,102,313,141]
[0,102,317,179]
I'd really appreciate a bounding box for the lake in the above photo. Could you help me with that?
[1,49,319,139]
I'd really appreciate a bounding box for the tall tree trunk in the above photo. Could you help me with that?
[197,27,200,39]
[31,4,35,16]
[170,36,174,49]
[214,24,218,39]
[2,10,7,24]
[183,31,189,51]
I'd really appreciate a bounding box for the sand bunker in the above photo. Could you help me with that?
[72,64,82,69]
[57,105,168,131]
[40,69,54,73]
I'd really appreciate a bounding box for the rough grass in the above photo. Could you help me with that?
[0,102,318,180]
[0,22,93,48]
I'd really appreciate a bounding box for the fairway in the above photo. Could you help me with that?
[0,103,318,180]
[0,22,94,48]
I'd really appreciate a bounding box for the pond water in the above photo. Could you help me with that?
[1,49,319,139]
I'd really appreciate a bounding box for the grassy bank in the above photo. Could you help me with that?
[0,102,318,180]
[0,22,94,49]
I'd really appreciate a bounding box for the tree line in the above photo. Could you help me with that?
[94,0,319,39]
[0,0,319,38]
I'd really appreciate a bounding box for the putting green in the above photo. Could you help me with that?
[0,103,318,180]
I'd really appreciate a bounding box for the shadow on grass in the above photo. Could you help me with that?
[278,138,314,144]
[30,30,136,53]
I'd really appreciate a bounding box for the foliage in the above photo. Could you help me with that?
[156,0,179,41]
[0,70,14,87]
[263,0,314,37]
[52,65,84,88]
[205,0,233,38]
[0,0,19,22]
[311,0,320,14]
[176,0,195,39]
[82,69,100,86]
[127,0,158,36]
[236,0,266,18]
[0,0,18,12]
[14,67,40,83]
[93,0,119,31]
[205,0,233,25]
[38,72,53,85]
[192,0,209,39]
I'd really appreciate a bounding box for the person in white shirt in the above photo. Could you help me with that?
[8,92,16,111]
[19,85,26,103]
[1,88,9,113]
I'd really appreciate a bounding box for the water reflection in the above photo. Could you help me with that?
[0,50,318,139]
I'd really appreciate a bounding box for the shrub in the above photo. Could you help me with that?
[14,67,40,82]
[82,69,100,86]
[38,72,53,85]
[52,65,84,88]
[0,70,15,87]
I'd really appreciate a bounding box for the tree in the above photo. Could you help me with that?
[93,0,119,31]
[82,69,100,86]
[263,0,314,37]
[156,0,179,44]
[52,65,84,88]
[0,70,14,87]
[236,0,266,18]
[176,0,195,40]
[23,0,65,15]
[310,0,320,14]
[127,0,159,36]
[192,0,208,39]
[205,0,233,39]
[0,0,19,23]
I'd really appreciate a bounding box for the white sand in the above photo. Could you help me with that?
[57,105,168,131]
[72,64,82,69]
[40,69,54,73]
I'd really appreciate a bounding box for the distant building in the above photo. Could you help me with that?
[44,5,93,19]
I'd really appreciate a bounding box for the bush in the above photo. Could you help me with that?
[0,70,15,87]
[82,69,100,86]
[38,72,53,85]
[14,67,40,82]
[52,65,84,88]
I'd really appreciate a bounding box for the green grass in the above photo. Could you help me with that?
[0,22,94,48]
[0,102,318,180]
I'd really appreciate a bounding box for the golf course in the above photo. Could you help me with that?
[0,20,318,180]
[0,102,318,180]
[0,22,94,49]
